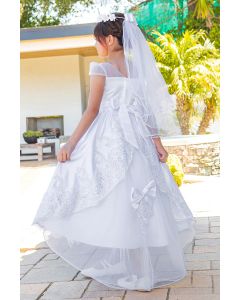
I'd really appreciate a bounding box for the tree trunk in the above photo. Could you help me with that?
[188,0,213,29]
[187,0,197,13]
[176,96,191,135]
[197,103,215,134]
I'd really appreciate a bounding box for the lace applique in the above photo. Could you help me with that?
[33,171,78,222]
[33,120,134,223]
[73,118,134,211]
[131,179,157,235]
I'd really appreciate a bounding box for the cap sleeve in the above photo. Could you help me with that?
[89,62,106,76]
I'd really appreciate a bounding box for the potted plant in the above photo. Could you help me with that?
[23,130,44,144]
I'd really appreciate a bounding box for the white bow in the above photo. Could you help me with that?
[130,180,156,224]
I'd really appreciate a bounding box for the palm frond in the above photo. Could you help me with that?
[193,0,214,19]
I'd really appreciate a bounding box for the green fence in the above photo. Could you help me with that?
[129,0,219,34]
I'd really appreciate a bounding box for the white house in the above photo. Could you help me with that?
[20,22,103,146]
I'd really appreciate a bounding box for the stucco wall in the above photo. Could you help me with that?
[20,55,99,144]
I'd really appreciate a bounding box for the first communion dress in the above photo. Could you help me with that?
[32,61,196,291]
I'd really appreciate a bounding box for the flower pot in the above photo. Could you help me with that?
[23,136,38,144]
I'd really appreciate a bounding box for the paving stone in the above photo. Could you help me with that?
[195,217,209,224]
[195,233,220,239]
[21,264,34,275]
[102,297,123,300]
[125,288,168,300]
[192,275,212,287]
[193,270,220,276]
[213,275,220,294]
[210,221,220,227]
[209,216,220,222]
[57,257,70,264]
[87,280,121,291]
[40,280,90,299]
[195,239,220,246]
[20,283,49,300]
[186,260,211,271]
[211,260,220,270]
[79,298,101,300]
[168,272,192,288]
[184,252,219,261]
[169,295,219,300]
[210,227,220,233]
[34,241,49,249]
[43,253,59,260]
[183,243,193,254]
[33,258,71,268]
[82,290,125,298]
[74,272,92,281]
[169,287,212,295]
[20,249,52,266]
[193,245,219,253]
[21,265,78,284]
[195,224,209,233]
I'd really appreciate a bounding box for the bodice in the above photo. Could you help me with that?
[99,77,145,113]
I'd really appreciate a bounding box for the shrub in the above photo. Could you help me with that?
[23,130,44,138]
[166,154,184,186]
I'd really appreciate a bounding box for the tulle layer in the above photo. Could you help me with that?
[34,150,195,290]
[42,232,192,291]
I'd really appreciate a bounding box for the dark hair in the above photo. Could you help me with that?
[94,12,125,47]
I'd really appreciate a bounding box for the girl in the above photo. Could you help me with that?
[32,12,196,291]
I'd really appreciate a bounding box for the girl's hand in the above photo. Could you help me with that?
[152,138,169,163]
[57,143,75,163]
[156,145,169,163]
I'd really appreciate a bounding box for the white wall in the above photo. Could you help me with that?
[20,55,86,143]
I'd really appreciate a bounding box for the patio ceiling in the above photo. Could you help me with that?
[20,23,97,59]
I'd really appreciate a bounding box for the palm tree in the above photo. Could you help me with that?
[197,58,220,134]
[148,29,219,134]
[187,0,215,28]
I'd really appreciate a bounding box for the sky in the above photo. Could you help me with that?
[64,0,140,24]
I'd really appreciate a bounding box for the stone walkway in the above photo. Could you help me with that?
[20,160,220,300]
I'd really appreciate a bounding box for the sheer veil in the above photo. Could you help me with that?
[96,12,181,137]
[122,13,180,137]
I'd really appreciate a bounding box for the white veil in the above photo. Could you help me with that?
[122,13,180,137]
[96,12,180,138]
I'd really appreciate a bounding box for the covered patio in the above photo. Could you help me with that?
[20,22,102,149]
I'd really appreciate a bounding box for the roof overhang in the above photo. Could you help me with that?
[20,23,98,59]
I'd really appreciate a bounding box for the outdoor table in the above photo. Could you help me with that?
[20,142,56,161]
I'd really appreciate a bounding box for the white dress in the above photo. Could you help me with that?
[32,61,196,291]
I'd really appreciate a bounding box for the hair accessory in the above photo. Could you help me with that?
[97,13,115,22]
[97,13,125,23]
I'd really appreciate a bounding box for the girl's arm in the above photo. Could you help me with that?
[152,136,169,163]
[57,75,105,162]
